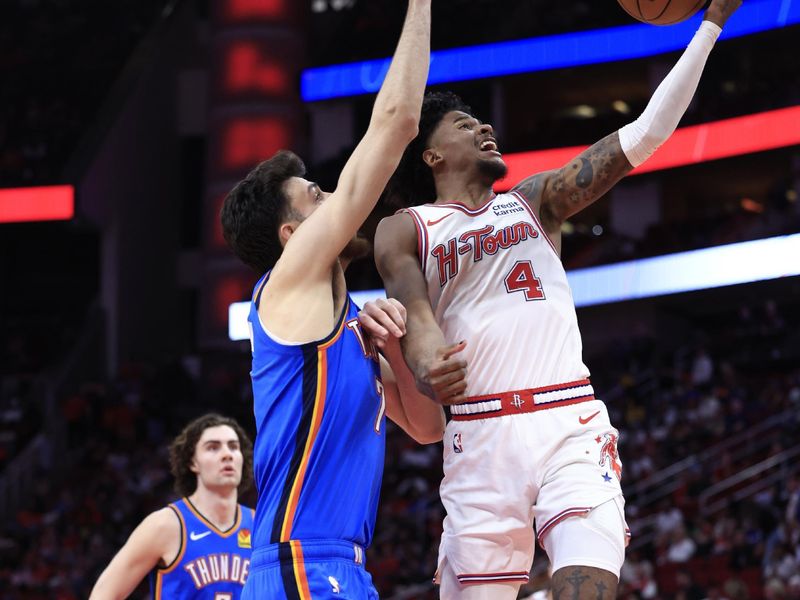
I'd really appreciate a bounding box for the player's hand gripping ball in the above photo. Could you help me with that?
[616,0,707,25]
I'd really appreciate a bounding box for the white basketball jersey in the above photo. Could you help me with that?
[404,191,590,396]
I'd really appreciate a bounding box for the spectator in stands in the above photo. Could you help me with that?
[667,525,697,563]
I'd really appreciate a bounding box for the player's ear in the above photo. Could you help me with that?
[279,221,302,246]
[423,148,442,168]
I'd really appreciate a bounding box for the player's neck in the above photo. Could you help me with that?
[189,486,239,530]
[434,175,494,208]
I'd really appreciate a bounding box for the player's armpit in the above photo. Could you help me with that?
[89,508,180,600]
[537,132,634,228]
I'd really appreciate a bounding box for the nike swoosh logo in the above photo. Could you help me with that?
[190,531,212,541]
[579,410,601,425]
[426,213,454,227]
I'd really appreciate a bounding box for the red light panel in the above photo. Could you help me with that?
[0,185,74,224]
[220,117,290,171]
[214,275,250,326]
[225,41,290,96]
[225,0,287,21]
[498,106,800,191]
[211,193,227,250]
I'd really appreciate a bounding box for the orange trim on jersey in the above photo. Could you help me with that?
[279,348,329,540]
[291,540,313,599]
[153,505,187,600]
[318,303,348,350]
[183,498,242,538]
[158,505,187,573]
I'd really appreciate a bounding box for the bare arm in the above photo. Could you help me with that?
[513,133,633,248]
[89,508,180,600]
[358,298,445,443]
[375,213,468,405]
[269,0,431,286]
[380,340,446,444]
[514,0,741,243]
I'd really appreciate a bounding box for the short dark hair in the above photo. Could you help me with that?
[386,91,473,208]
[169,413,254,498]
[220,150,306,273]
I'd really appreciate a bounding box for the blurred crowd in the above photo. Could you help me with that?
[1,293,798,599]
[0,0,170,186]
[2,3,800,599]
[560,166,800,270]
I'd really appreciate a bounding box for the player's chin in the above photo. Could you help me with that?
[478,155,508,181]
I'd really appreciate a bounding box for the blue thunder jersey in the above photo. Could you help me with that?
[149,498,254,599]
[248,274,386,553]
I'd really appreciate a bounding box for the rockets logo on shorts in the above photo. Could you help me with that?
[598,432,622,481]
[453,433,463,453]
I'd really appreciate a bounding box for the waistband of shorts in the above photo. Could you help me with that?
[450,379,595,421]
[251,539,366,570]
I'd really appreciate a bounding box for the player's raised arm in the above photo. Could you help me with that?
[375,213,469,406]
[89,508,180,600]
[513,0,742,242]
[270,0,432,284]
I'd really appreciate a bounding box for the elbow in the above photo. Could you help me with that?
[410,428,444,445]
[374,106,420,143]
[408,416,445,445]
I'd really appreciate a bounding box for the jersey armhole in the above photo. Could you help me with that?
[510,190,561,259]
[157,504,185,573]
[399,208,428,272]
[251,271,306,348]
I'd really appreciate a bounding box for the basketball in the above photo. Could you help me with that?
[616,0,707,25]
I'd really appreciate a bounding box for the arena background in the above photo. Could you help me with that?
[1,0,799,598]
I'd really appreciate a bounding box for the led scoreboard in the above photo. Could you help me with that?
[201,0,304,345]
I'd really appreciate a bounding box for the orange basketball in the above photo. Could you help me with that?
[616,0,707,25]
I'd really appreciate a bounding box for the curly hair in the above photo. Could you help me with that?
[220,150,306,274]
[385,91,473,208]
[169,413,254,498]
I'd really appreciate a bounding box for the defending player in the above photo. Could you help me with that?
[376,1,742,598]
[219,1,457,598]
[89,413,254,599]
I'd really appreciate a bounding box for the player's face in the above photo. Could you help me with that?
[283,176,330,221]
[191,425,243,491]
[427,111,507,182]
[281,176,371,262]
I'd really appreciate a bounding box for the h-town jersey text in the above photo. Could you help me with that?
[403,191,590,396]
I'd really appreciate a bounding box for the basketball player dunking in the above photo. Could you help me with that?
[90,414,255,599]
[376,1,742,598]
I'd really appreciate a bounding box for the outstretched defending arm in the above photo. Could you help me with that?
[270,0,432,283]
[512,0,742,248]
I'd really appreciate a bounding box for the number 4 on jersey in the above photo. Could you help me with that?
[504,260,545,301]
